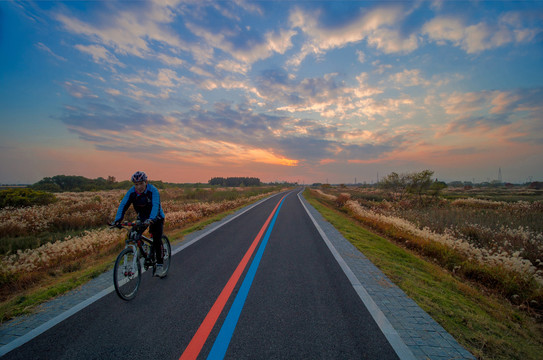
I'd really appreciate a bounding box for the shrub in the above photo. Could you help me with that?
[335,193,351,207]
[0,189,57,208]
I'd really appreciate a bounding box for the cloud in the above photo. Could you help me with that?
[356,50,365,63]
[55,1,186,58]
[35,42,67,61]
[422,12,541,53]
[255,69,383,120]
[114,68,186,99]
[287,5,415,67]
[62,81,98,99]
[60,101,169,132]
[185,22,296,64]
[388,69,430,88]
[438,88,543,141]
[75,44,124,67]
[216,59,250,75]
[57,93,405,168]
[233,0,264,16]
[156,53,184,66]
[440,90,523,117]
[105,88,121,96]
[366,28,418,54]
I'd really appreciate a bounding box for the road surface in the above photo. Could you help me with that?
[3,189,400,359]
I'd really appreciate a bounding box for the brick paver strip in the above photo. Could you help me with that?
[1,191,475,360]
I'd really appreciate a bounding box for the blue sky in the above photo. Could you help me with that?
[1,0,542,184]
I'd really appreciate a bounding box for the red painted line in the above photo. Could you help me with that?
[179,195,286,360]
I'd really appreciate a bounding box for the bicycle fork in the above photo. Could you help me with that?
[123,244,138,277]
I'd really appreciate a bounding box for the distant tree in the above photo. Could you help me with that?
[448,181,464,188]
[490,180,502,187]
[379,170,441,204]
[32,175,131,192]
[209,177,227,186]
[378,172,409,199]
[406,170,434,203]
[429,180,447,197]
[209,177,260,187]
[529,182,542,190]
[0,188,57,208]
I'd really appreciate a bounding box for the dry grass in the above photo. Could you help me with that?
[311,188,543,314]
[0,187,280,321]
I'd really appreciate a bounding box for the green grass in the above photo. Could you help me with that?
[305,189,543,360]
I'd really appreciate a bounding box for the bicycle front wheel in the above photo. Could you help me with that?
[113,247,141,301]
[159,235,171,277]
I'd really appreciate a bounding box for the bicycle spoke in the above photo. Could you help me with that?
[113,248,141,300]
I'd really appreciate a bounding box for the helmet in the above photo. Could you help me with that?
[131,171,148,183]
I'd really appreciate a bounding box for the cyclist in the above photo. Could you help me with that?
[114,171,166,275]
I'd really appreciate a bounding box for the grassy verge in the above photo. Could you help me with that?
[305,189,543,360]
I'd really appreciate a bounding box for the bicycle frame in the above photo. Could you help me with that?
[123,222,155,268]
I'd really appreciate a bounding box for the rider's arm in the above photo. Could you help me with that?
[114,187,135,222]
[148,184,163,221]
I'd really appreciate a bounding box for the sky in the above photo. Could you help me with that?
[1,0,542,185]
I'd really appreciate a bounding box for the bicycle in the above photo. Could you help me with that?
[109,220,171,301]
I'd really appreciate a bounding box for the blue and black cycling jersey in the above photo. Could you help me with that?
[114,183,165,222]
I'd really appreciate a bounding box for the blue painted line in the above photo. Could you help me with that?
[207,195,287,360]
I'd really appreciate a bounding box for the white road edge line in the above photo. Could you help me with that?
[0,193,278,357]
[297,189,417,360]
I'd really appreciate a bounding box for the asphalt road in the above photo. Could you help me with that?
[3,189,399,360]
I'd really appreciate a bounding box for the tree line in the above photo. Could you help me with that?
[208,177,261,187]
[29,175,263,192]
[30,175,178,192]
[31,175,131,192]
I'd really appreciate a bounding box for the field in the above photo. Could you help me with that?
[2,184,542,359]
[0,186,282,321]
[312,186,543,312]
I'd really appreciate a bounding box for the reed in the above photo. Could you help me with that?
[311,188,543,311]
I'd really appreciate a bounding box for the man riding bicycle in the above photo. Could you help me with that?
[114,171,166,274]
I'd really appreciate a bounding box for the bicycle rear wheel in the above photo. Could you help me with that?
[113,247,141,300]
[158,235,171,277]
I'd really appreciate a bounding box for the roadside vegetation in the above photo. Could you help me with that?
[306,174,543,360]
[0,184,283,322]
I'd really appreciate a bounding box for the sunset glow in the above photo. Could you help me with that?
[1,1,542,184]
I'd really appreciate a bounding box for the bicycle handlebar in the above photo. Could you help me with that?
[109,221,137,228]
[108,220,150,230]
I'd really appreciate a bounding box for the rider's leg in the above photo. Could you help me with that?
[150,219,164,265]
